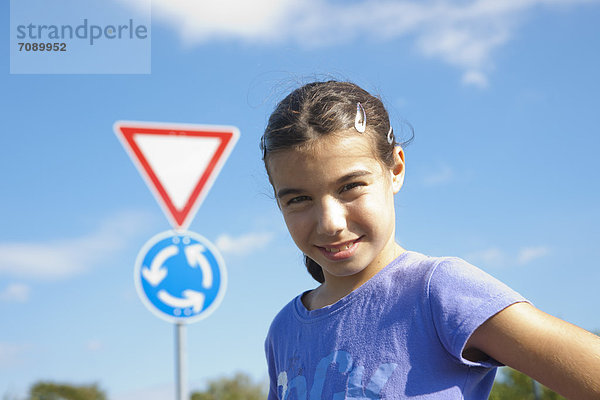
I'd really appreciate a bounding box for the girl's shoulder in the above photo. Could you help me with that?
[384,251,525,306]
[393,251,497,286]
[381,250,469,285]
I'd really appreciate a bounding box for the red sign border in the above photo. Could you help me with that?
[114,121,239,230]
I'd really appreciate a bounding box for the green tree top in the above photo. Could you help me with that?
[489,367,565,400]
[27,381,106,400]
[191,372,267,400]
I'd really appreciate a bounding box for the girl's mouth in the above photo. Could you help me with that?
[317,237,362,260]
[324,243,353,253]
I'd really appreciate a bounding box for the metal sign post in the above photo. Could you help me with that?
[115,121,238,400]
[175,322,187,400]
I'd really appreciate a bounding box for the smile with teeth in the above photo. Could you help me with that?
[324,243,354,253]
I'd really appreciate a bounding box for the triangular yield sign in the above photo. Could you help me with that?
[114,121,239,230]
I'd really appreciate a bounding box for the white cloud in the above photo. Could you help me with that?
[215,232,273,256]
[115,0,597,86]
[465,247,507,267]
[0,210,155,280]
[118,0,299,44]
[0,283,31,303]
[423,164,455,186]
[466,245,550,267]
[461,70,489,88]
[517,246,550,265]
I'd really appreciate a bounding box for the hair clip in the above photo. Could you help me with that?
[260,135,267,158]
[354,102,366,133]
[387,126,394,145]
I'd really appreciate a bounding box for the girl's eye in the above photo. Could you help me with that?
[341,182,364,192]
[287,196,310,205]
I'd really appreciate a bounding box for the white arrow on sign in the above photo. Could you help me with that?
[184,244,213,289]
[142,245,178,286]
[158,289,205,312]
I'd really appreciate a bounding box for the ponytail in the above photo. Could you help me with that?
[304,255,325,283]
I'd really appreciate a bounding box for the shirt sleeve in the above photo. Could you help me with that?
[427,257,529,366]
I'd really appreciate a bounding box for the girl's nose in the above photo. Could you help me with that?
[316,197,347,236]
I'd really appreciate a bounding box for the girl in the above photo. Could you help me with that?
[261,81,600,399]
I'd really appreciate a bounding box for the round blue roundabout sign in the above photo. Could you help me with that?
[134,230,227,324]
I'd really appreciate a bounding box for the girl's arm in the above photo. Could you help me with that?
[466,302,600,399]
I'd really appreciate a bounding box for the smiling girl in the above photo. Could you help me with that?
[261,80,600,399]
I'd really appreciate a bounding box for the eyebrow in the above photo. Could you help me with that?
[276,169,373,199]
[336,169,373,184]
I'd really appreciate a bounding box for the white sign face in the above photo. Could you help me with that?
[114,121,239,230]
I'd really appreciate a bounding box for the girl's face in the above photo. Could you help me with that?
[268,133,405,286]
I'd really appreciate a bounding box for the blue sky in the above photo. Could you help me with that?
[2,0,600,399]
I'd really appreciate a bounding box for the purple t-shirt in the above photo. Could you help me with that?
[265,251,527,399]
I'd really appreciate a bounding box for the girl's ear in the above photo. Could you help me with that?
[391,146,405,194]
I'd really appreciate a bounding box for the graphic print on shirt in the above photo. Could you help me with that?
[277,350,397,399]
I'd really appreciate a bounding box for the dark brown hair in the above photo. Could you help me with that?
[260,80,411,283]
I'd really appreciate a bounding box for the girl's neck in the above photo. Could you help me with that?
[303,244,405,311]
